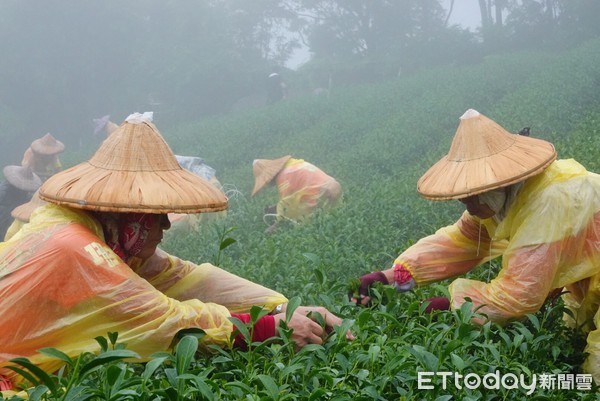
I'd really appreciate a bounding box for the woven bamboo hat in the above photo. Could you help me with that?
[251,155,292,196]
[31,133,65,155]
[3,165,42,191]
[39,112,228,213]
[417,109,556,200]
[11,189,47,222]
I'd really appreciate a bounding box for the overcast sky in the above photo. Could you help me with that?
[287,0,482,69]
[444,0,481,30]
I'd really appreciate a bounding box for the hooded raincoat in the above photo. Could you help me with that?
[275,158,342,222]
[0,204,287,385]
[394,159,600,379]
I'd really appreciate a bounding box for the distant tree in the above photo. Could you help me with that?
[285,0,477,84]
[478,0,600,52]
[0,0,299,155]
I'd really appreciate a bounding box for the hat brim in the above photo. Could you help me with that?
[3,165,42,192]
[39,161,228,213]
[417,135,556,200]
[11,190,46,221]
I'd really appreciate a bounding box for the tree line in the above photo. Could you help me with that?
[0,0,597,165]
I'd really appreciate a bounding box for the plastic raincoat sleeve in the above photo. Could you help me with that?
[3,219,23,241]
[132,248,288,313]
[0,207,241,381]
[394,210,507,285]
[275,159,342,221]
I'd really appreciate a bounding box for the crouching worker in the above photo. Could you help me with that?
[353,109,600,384]
[0,112,353,391]
[251,155,342,234]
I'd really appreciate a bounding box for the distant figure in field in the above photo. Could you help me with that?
[93,115,119,138]
[3,189,47,241]
[166,155,227,237]
[266,72,288,105]
[251,155,342,234]
[21,133,65,181]
[0,165,42,238]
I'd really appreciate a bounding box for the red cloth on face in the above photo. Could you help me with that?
[0,375,13,390]
[230,313,276,349]
[95,212,158,262]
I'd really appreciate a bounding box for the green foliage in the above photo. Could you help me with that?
[7,40,600,400]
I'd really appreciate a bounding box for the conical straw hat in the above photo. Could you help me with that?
[31,133,65,155]
[3,165,42,191]
[417,109,556,200]
[11,189,47,222]
[39,112,228,213]
[251,155,292,196]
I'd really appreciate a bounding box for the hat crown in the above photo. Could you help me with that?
[251,155,292,196]
[39,133,57,145]
[31,133,65,155]
[447,109,515,161]
[417,109,557,200]
[89,121,180,172]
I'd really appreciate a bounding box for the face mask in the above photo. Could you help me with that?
[478,188,506,215]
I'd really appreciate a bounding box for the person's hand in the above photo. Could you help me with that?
[422,297,450,313]
[273,305,354,349]
[349,271,389,306]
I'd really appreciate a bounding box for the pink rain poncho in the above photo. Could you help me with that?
[0,204,287,385]
[275,158,342,221]
[394,159,600,379]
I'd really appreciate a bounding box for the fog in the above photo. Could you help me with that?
[0,0,596,168]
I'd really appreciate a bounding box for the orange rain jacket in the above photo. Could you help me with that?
[394,159,600,380]
[0,204,287,385]
[275,158,342,222]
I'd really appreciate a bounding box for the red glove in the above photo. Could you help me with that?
[350,271,389,304]
[423,297,450,313]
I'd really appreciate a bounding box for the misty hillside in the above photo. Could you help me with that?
[162,38,600,197]
[141,37,600,296]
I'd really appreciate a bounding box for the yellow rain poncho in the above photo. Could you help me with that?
[275,158,342,222]
[0,204,287,386]
[395,159,600,379]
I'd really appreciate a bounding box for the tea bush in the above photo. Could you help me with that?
[5,39,600,400]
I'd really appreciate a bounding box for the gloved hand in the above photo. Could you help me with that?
[349,271,389,305]
[350,264,417,306]
[422,297,450,313]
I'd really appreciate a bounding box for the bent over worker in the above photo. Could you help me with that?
[252,155,342,233]
[354,109,600,383]
[0,112,353,392]
[21,133,65,181]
